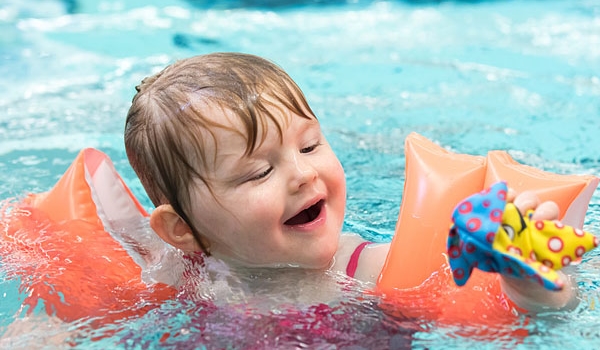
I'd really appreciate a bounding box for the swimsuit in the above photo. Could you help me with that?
[346,241,372,278]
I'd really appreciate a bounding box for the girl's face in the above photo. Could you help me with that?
[187,104,346,269]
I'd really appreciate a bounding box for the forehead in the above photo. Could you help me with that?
[190,98,289,168]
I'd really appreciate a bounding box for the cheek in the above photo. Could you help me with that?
[222,186,284,233]
[325,156,346,196]
[320,155,347,228]
[336,161,346,191]
[188,192,242,242]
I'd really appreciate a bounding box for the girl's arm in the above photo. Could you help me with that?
[336,191,578,312]
[499,191,578,313]
[500,272,578,313]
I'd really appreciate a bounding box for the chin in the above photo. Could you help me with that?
[310,249,337,269]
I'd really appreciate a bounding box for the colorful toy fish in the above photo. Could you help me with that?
[447,181,598,291]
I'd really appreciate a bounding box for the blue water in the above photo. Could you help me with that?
[1,0,600,348]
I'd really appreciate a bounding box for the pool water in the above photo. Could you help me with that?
[1,0,600,348]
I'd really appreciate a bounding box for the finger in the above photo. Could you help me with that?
[513,191,540,213]
[530,201,560,221]
[506,187,517,203]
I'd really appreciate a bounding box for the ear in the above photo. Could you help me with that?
[150,204,202,253]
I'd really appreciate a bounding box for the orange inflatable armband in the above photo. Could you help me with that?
[377,133,486,291]
[0,148,177,325]
[377,132,598,327]
[485,150,599,228]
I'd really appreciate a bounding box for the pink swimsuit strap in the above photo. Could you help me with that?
[346,241,372,278]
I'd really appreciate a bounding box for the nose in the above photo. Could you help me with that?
[288,152,318,191]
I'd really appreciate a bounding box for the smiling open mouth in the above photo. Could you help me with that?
[285,200,324,226]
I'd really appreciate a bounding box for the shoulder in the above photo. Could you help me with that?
[331,233,365,273]
[332,234,390,284]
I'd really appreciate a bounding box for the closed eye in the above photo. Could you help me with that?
[249,166,273,181]
[300,142,321,154]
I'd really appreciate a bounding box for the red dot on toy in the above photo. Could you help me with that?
[497,189,507,201]
[507,245,522,256]
[458,201,472,214]
[548,237,564,252]
[466,243,476,253]
[554,221,564,229]
[466,218,481,232]
[449,246,461,258]
[490,209,503,223]
[535,221,545,230]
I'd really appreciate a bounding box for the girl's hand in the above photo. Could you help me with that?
[500,190,578,313]
[509,189,560,222]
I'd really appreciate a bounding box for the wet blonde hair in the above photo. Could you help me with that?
[124,52,315,253]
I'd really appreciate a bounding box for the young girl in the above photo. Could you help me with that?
[124,52,575,313]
